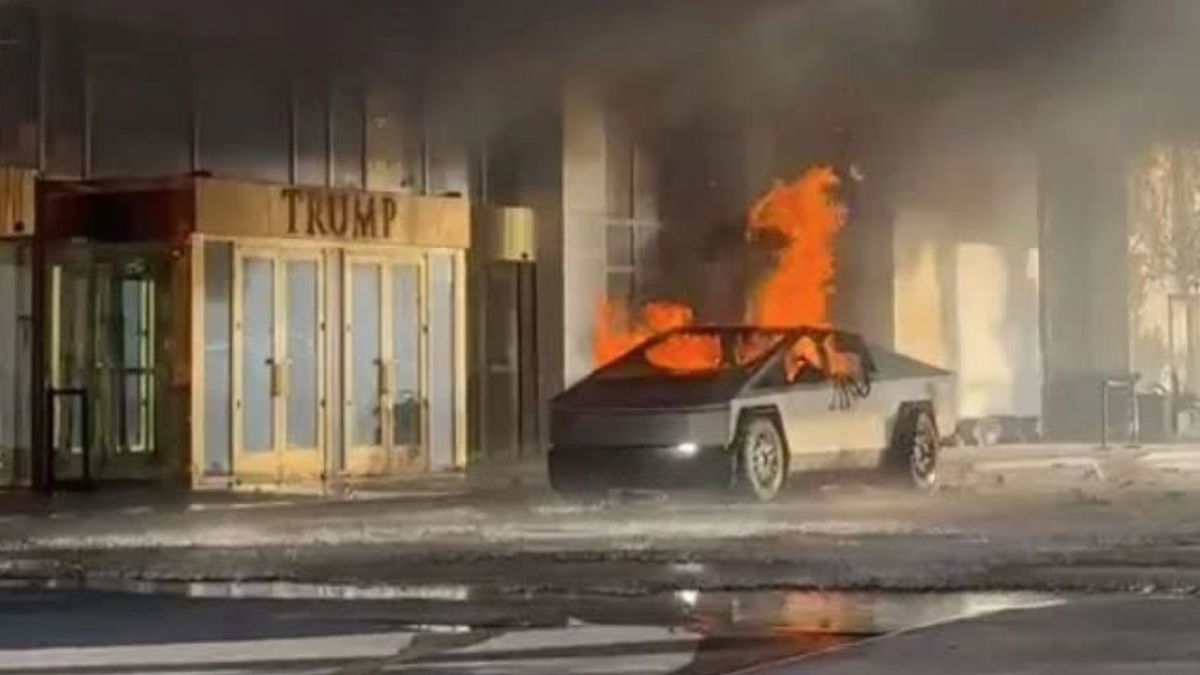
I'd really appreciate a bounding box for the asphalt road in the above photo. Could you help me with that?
[0,587,1059,674]
[6,448,1200,672]
[7,479,1200,595]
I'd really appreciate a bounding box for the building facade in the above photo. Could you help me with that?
[0,3,485,490]
[0,1,1186,491]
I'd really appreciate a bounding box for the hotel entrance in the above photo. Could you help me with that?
[29,175,469,492]
[208,242,459,487]
[190,178,468,490]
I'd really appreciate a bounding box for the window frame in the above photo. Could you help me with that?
[604,218,659,305]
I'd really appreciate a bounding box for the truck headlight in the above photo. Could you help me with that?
[675,442,699,456]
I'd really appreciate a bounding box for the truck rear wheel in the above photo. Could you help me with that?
[888,405,939,490]
[734,415,788,502]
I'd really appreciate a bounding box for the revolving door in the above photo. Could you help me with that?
[45,244,177,485]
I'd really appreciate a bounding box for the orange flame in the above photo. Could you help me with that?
[594,299,694,366]
[593,165,846,370]
[645,332,722,372]
[747,166,846,327]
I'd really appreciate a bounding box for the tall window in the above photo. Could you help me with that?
[605,219,658,303]
[604,109,658,304]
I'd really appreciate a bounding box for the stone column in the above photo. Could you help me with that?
[1040,142,1130,440]
[560,79,611,386]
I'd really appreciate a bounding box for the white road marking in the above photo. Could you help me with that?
[0,631,414,672]
[393,625,701,675]
[0,626,703,674]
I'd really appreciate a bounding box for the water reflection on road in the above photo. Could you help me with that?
[0,580,1060,674]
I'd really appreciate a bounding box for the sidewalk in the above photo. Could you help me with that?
[0,485,324,519]
[6,443,1200,595]
[0,455,549,520]
[2,443,1199,521]
[940,441,1200,491]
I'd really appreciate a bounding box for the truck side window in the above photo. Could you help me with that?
[787,336,828,385]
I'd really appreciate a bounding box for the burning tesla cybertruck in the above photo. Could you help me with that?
[549,326,955,501]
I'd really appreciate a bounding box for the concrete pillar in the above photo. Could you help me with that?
[1040,143,1130,440]
[560,79,610,386]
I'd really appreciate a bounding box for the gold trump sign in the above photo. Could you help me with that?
[194,178,469,248]
[281,188,399,239]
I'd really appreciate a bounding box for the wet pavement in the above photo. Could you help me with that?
[5,456,1200,672]
[3,440,1200,522]
[0,583,1060,674]
[751,596,1200,674]
[4,462,1200,672]
[7,482,1200,596]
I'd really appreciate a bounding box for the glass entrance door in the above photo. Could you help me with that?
[48,245,166,484]
[343,253,424,476]
[233,247,325,484]
[49,260,92,482]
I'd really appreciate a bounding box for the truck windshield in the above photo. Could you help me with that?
[595,328,787,379]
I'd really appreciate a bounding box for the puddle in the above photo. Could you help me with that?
[0,579,1063,674]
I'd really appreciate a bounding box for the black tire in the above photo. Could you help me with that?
[734,415,788,502]
[887,405,939,490]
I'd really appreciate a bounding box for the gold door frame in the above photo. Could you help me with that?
[231,247,277,483]
[278,248,327,482]
[190,235,464,489]
[231,244,327,484]
[341,248,427,477]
